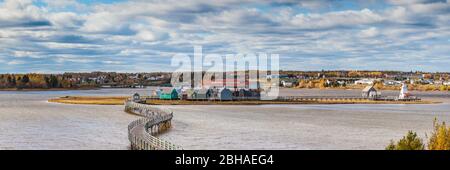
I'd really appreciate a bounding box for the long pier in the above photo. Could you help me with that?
[125,100,182,150]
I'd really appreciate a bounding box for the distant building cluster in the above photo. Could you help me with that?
[152,87,262,101]
[277,71,449,91]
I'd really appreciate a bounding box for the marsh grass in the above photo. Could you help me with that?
[48,96,127,105]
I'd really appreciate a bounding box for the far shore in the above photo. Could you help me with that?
[0,87,99,91]
[48,96,440,105]
[2,86,448,92]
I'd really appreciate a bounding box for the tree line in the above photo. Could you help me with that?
[0,74,88,89]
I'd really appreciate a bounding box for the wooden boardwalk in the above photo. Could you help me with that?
[125,100,182,150]
[277,96,421,101]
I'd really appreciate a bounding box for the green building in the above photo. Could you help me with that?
[159,88,179,100]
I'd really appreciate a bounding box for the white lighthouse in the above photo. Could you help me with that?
[399,83,409,99]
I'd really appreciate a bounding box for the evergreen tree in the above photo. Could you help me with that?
[7,76,13,87]
[50,75,59,88]
[12,76,16,86]
[21,75,30,84]
[44,76,51,88]
[386,131,425,150]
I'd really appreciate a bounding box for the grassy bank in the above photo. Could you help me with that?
[48,96,127,105]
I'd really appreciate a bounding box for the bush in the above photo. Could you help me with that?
[427,119,450,150]
[387,118,450,150]
[386,131,425,150]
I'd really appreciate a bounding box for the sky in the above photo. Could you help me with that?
[0,0,449,73]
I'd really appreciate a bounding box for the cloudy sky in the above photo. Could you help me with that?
[0,0,449,73]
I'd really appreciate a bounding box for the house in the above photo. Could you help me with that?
[184,89,196,100]
[151,89,161,98]
[362,85,378,98]
[159,88,178,100]
[383,80,402,86]
[281,80,295,87]
[218,88,233,101]
[132,93,140,102]
[355,79,375,85]
[421,79,434,84]
[195,89,212,100]
[434,80,444,85]
[249,89,261,99]
[237,89,250,98]
[235,88,260,99]
[179,88,196,100]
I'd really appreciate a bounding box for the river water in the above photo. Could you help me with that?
[0,88,449,150]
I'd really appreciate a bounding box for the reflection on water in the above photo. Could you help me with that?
[0,88,449,150]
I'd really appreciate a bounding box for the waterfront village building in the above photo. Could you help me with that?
[179,89,194,100]
[151,89,161,98]
[159,88,179,100]
[218,88,233,101]
[238,89,251,98]
[157,75,265,101]
[176,87,234,101]
[236,88,261,100]
[195,89,213,100]
[132,93,141,102]
[361,85,379,98]
[161,86,260,101]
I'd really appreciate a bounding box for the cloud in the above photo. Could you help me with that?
[48,12,83,28]
[0,0,449,72]
[0,0,50,28]
[7,60,26,65]
[13,50,38,58]
[102,60,123,64]
[289,8,384,29]
[386,0,447,5]
[359,27,379,38]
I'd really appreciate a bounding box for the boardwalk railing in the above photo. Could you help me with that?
[125,100,182,150]
[277,96,367,101]
[277,96,421,101]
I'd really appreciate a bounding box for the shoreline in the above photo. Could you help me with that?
[2,86,447,92]
[48,96,440,105]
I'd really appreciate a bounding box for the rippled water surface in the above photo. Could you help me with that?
[0,88,449,150]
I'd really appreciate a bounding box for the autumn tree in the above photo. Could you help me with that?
[319,79,327,89]
[387,119,449,150]
[427,119,450,150]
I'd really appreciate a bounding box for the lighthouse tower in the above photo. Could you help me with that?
[399,83,409,99]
